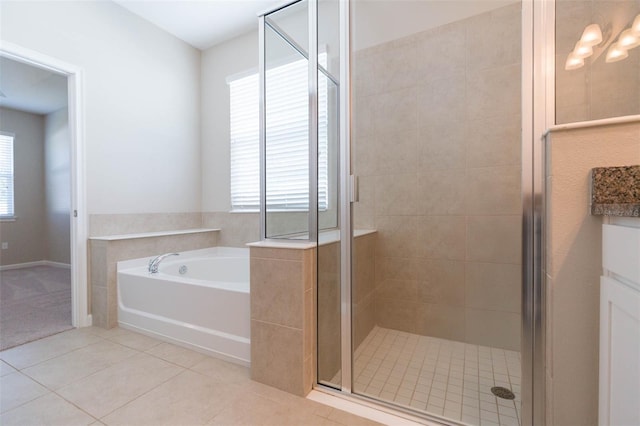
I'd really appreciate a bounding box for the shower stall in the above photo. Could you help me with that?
[258,1,542,425]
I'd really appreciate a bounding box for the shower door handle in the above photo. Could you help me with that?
[349,175,359,203]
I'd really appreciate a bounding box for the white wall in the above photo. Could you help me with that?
[0,107,72,265]
[0,0,201,215]
[45,107,71,264]
[201,31,257,212]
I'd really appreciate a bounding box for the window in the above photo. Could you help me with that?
[0,133,14,218]
[229,54,329,211]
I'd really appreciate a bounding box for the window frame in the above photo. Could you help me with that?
[228,53,329,213]
[0,132,16,220]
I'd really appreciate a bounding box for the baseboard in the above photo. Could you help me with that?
[43,260,71,269]
[77,314,93,328]
[0,260,71,271]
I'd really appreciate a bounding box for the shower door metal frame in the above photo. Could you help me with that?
[524,0,554,424]
[338,0,352,395]
[258,0,319,243]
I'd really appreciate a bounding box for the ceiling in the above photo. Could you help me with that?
[112,0,279,50]
[0,57,68,116]
[1,1,278,114]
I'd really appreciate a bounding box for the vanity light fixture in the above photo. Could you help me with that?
[617,28,640,50]
[565,52,585,70]
[605,43,629,63]
[565,23,602,70]
[567,17,640,69]
[573,41,593,58]
[605,15,640,64]
[580,23,603,46]
[632,14,640,36]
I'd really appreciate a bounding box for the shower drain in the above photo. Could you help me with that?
[491,386,516,400]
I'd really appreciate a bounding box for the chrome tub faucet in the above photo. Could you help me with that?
[148,253,179,274]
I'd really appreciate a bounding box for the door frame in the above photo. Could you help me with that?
[0,41,90,327]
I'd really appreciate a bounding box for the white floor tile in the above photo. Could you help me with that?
[0,372,48,413]
[0,393,95,426]
[352,327,521,426]
[0,360,16,377]
[2,328,385,426]
[56,352,183,418]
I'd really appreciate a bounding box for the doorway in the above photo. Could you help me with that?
[0,57,72,349]
[0,43,89,348]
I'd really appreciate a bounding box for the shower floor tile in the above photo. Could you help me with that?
[352,326,521,426]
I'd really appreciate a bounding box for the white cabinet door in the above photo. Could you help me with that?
[599,222,640,426]
[599,277,640,426]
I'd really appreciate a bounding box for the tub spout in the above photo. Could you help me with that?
[148,253,179,274]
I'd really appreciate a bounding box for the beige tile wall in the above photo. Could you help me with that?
[316,232,377,384]
[352,3,522,351]
[249,246,315,396]
[202,212,260,247]
[90,211,262,248]
[89,213,203,237]
[545,121,640,425]
[353,233,377,350]
[316,241,341,385]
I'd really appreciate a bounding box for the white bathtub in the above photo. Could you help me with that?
[117,247,250,366]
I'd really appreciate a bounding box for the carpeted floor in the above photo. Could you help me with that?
[0,265,72,351]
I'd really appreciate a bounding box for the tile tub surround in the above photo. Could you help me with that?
[352,3,522,351]
[90,212,262,248]
[89,212,204,237]
[202,211,260,247]
[249,244,316,397]
[89,229,219,328]
[591,165,640,217]
[0,327,383,426]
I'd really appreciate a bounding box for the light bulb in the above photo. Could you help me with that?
[565,52,584,70]
[580,23,603,46]
[632,14,640,37]
[618,29,640,50]
[573,41,593,58]
[606,43,629,63]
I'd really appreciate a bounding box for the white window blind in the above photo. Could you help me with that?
[0,134,14,217]
[229,54,329,211]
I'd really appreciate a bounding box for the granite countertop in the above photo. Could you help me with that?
[591,165,640,217]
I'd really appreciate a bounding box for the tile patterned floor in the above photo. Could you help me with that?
[353,327,521,426]
[0,327,382,426]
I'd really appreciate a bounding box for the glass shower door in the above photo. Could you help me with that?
[263,0,310,239]
[349,1,524,425]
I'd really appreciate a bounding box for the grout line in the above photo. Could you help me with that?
[352,327,522,426]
